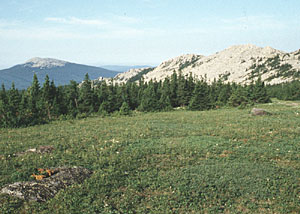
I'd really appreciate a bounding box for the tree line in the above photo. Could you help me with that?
[0,71,282,128]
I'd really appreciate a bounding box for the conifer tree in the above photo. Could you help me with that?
[188,80,210,111]
[250,77,270,103]
[217,83,232,106]
[19,92,30,126]
[114,83,123,111]
[66,80,79,117]
[78,73,95,113]
[159,78,173,111]
[28,73,44,124]
[98,100,110,116]
[42,75,53,120]
[170,71,178,107]
[0,84,9,127]
[106,83,118,113]
[228,86,251,108]
[7,82,22,127]
[177,72,190,106]
[119,101,131,116]
[159,92,172,111]
[138,81,159,112]
[128,82,139,109]
[54,86,67,116]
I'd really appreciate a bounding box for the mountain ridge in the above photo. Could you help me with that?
[0,58,119,89]
[110,44,300,85]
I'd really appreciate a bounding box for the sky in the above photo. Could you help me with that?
[0,0,300,69]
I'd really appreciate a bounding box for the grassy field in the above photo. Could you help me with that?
[0,99,299,213]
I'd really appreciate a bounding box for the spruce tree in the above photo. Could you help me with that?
[128,82,139,110]
[0,84,8,127]
[138,81,159,112]
[78,73,95,114]
[217,83,232,106]
[170,71,178,107]
[42,75,53,120]
[119,101,131,116]
[228,86,251,108]
[7,82,22,127]
[66,80,79,117]
[251,77,270,103]
[177,72,190,107]
[159,92,172,111]
[28,73,44,124]
[98,100,110,116]
[188,80,210,111]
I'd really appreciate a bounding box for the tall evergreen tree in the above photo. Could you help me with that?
[7,82,22,127]
[128,82,139,110]
[0,84,9,127]
[188,80,210,111]
[250,77,270,103]
[170,71,178,107]
[119,101,131,116]
[177,72,190,107]
[78,73,95,113]
[28,73,44,124]
[228,85,251,108]
[66,80,79,117]
[217,83,232,106]
[42,75,53,120]
[159,78,173,111]
[138,81,159,112]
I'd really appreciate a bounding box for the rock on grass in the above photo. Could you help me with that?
[1,166,92,202]
[251,108,271,116]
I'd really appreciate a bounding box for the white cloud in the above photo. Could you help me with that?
[220,15,286,31]
[0,24,157,41]
[0,27,85,40]
[45,17,107,27]
[113,15,141,24]
[0,19,19,28]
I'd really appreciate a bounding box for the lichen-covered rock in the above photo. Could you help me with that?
[13,145,55,157]
[1,166,92,202]
[251,108,270,116]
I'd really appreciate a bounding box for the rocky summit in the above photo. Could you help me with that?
[25,57,68,69]
[111,44,300,85]
[0,57,119,89]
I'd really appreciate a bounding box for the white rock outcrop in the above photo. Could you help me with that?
[140,44,300,84]
[113,67,153,84]
[25,57,67,69]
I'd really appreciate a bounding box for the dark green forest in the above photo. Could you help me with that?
[0,71,299,128]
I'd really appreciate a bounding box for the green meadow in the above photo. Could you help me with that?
[0,99,299,213]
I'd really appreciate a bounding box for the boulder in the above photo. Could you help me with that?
[14,145,55,157]
[251,108,270,116]
[1,166,92,202]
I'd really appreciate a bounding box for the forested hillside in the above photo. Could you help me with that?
[1,70,299,128]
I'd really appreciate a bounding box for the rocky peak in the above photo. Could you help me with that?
[156,54,203,70]
[141,44,300,84]
[91,44,300,86]
[25,57,67,69]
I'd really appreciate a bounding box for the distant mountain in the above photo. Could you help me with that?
[0,57,119,89]
[109,44,300,85]
[101,65,152,73]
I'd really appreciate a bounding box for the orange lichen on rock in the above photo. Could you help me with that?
[37,168,45,173]
[31,174,46,180]
[32,168,55,180]
[46,169,54,176]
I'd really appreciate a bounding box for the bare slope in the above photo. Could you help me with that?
[113,44,300,84]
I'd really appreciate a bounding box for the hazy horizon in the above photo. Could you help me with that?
[0,0,299,69]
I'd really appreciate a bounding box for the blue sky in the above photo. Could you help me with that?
[0,0,300,69]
